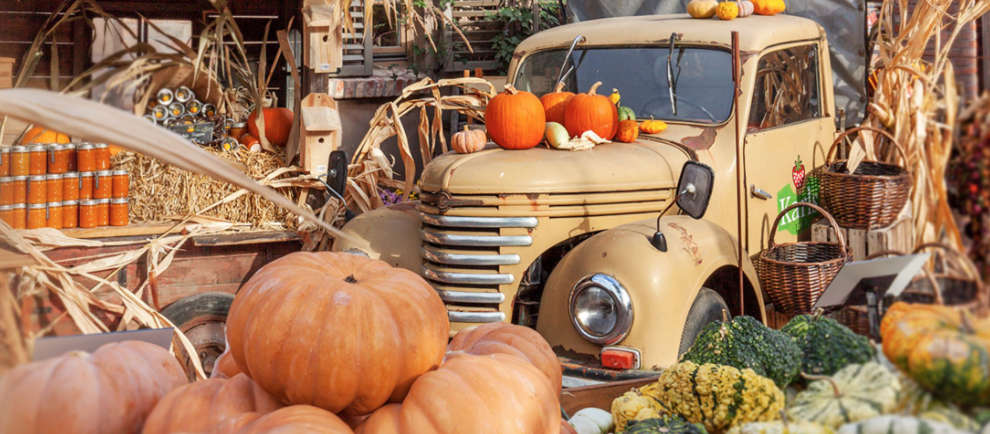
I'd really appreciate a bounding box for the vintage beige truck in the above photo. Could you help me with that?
[335,14,836,380]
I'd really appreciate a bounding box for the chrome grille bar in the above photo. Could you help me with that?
[449,311,505,323]
[423,267,514,285]
[422,247,520,266]
[436,289,505,304]
[421,214,538,228]
[422,230,532,247]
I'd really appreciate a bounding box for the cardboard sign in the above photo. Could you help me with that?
[32,328,174,361]
[812,252,931,310]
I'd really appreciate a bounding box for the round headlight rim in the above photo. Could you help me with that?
[568,273,633,345]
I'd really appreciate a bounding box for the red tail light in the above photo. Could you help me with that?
[600,346,640,370]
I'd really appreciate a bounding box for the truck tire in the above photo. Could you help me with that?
[161,292,234,379]
[677,288,730,356]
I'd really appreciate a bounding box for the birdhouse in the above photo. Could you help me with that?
[303,3,343,73]
[300,93,342,176]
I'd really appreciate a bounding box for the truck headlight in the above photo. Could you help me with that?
[569,274,633,345]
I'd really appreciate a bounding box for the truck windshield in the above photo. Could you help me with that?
[514,47,734,124]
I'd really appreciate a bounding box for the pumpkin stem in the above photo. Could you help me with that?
[344,275,358,283]
[588,81,603,95]
[812,307,824,319]
[801,372,841,397]
[462,125,470,133]
[504,84,519,95]
[553,81,565,93]
[718,309,730,339]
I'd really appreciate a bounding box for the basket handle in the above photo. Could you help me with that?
[767,202,847,258]
[825,126,909,168]
[865,249,944,305]
[912,242,985,303]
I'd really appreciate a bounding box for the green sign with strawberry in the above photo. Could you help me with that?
[776,155,820,234]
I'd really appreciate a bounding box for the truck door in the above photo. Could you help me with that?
[743,42,833,252]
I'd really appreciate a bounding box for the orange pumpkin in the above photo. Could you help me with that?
[21,126,69,145]
[247,107,294,147]
[615,120,640,143]
[211,349,242,379]
[451,126,487,154]
[225,251,449,415]
[564,81,619,140]
[447,322,562,391]
[142,373,282,434]
[753,0,785,15]
[486,84,546,150]
[0,341,186,434]
[238,405,353,434]
[239,133,260,148]
[639,118,669,134]
[355,352,561,434]
[540,81,575,124]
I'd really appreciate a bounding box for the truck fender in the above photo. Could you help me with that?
[331,202,423,272]
[535,215,764,369]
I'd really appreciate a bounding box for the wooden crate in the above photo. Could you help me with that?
[443,0,501,73]
[0,57,13,89]
[811,213,914,260]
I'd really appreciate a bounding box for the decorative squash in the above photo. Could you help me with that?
[567,408,613,434]
[239,133,260,148]
[737,0,755,16]
[225,251,449,415]
[611,385,665,432]
[447,322,562,391]
[247,107,294,147]
[787,362,901,429]
[21,126,69,144]
[881,302,990,406]
[545,122,570,149]
[918,406,980,432]
[836,415,967,434]
[211,349,242,379]
[727,420,833,434]
[687,0,718,18]
[487,84,546,150]
[753,0,785,15]
[354,352,560,434]
[451,126,487,154]
[563,81,619,140]
[681,315,802,388]
[608,88,621,105]
[615,120,640,143]
[640,118,668,134]
[541,81,576,124]
[652,362,784,432]
[625,416,707,434]
[781,313,874,377]
[0,341,186,434]
[617,106,636,122]
[716,2,739,20]
[237,405,353,434]
[142,374,282,434]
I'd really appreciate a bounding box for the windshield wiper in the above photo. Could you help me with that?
[666,33,682,115]
[555,35,586,88]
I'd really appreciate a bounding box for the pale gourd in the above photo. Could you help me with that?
[737,0,755,16]
[836,416,968,434]
[545,121,570,149]
[568,408,614,434]
[687,0,718,18]
[787,362,901,429]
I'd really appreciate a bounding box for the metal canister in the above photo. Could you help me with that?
[111,169,128,198]
[94,143,110,171]
[10,175,26,204]
[203,103,216,118]
[62,200,78,229]
[96,198,110,226]
[229,122,246,140]
[186,99,202,116]
[95,170,112,199]
[46,202,62,229]
[27,203,47,229]
[64,143,77,172]
[168,102,185,118]
[157,88,174,106]
[27,175,46,204]
[0,204,12,227]
[175,86,193,103]
[9,203,25,229]
[110,197,128,226]
[45,173,62,203]
[152,104,169,122]
[10,145,28,176]
[63,172,79,202]
[0,147,10,177]
[79,199,97,228]
[28,144,46,175]
[77,143,96,173]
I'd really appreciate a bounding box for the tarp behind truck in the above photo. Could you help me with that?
[566,0,866,127]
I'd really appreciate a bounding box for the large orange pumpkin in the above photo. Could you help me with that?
[225,251,449,415]
[143,373,281,434]
[247,107,294,147]
[0,341,186,434]
[354,353,561,434]
[447,322,562,391]
[540,82,575,125]
[485,84,546,150]
[564,81,619,140]
[21,126,69,145]
[237,405,353,434]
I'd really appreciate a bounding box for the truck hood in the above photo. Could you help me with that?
[420,139,690,194]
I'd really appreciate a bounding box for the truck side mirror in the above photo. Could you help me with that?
[676,161,714,219]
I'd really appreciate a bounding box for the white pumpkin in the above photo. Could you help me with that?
[687,0,718,18]
[568,408,613,434]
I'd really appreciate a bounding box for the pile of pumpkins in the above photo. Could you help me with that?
[0,252,565,433]
[687,0,786,21]
[452,82,667,154]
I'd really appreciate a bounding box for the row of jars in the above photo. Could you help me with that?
[1,198,128,229]
[0,142,112,176]
[0,170,128,205]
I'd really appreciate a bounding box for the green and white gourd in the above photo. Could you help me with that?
[836,415,969,434]
[726,420,834,434]
[787,362,901,429]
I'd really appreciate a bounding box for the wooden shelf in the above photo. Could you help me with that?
[61,223,187,240]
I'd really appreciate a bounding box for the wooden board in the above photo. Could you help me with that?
[811,214,914,260]
[561,376,658,415]
[61,223,186,239]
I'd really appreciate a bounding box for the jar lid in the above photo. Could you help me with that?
[233,122,247,128]
[63,143,77,149]
[94,143,109,149]
[62,200,79,206]
[0,176,11,182]
[45,173,63,180]
[10,145,27,152]
[28,175,46,181]
[0,147,10,153]
[63,171,79,177]
[78,143,95,150]
[79,199,98,206]
[96,198,111,204]
[10,203,25,209]
[48,143,64,151]
[28,202,47,209]
[27,144,46,152]
[79,171,96,176]
[0,204,12,211]
[111,169,128,176]
[10,175,28,181]
[110,197,128,204]
[96,170,113,176]
[46,202,62,207]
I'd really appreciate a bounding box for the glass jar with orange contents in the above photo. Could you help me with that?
[27,203,47,229]
[47,144,69,174]
[111,170,128,198]
[11,175,27,204]
[10,146,28,177]
[64,143,77,172]
[28,144,47,175]
[79,199,97,228]
[96,198,110,226]
[45,173,63,204]
[62,200,78,229]
[110,197,128,226]
[0,204,10,226]
[94,143,110,171]
[0,147,10,177]
[27,175,46,205]
[79,171,95,200]
[95,170,112,199]
[46,202,62,229]
[9,203,25,229]
[0,177,12,206]
[62,172,79,202]
[77,143,96,173]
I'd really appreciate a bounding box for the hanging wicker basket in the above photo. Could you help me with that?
[757,202,851,314]
[819,126,912,229]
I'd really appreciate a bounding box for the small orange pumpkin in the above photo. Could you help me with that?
[238,405,353,434]
[239,133,260,148]
[447,322,562,391]
[247,107,294,147]
[615,120,640,143]
[21,126,69,145]
[451,126,487,154]
[639,118,669,134]
[564,81,619,140]
[540,81,575,124]
[142,374,282,434]
[486,85,546,150]
[753,0,785,15]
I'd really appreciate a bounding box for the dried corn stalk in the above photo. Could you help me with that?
[863,0,990,248]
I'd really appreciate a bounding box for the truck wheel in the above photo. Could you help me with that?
[677,288,730,356]
[161,292,234,379]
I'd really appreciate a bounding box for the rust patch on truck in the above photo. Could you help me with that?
[667,222,702,265]
[681,127,717,150]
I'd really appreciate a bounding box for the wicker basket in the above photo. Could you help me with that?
[819,127,912,229]
[757,202,850,314]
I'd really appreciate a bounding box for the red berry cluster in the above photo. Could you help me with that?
[947,108,990,278]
